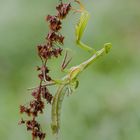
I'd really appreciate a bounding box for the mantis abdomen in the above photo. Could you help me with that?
[51,85,67,134]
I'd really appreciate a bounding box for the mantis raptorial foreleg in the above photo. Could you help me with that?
[75,0,96,53]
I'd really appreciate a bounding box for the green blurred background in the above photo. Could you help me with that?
[0,0,140,140]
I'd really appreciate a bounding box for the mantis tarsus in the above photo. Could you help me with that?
[50,0,112,134]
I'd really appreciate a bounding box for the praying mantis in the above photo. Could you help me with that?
[50,0,112,134]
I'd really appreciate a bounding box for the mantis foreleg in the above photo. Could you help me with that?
[75,1,96,53]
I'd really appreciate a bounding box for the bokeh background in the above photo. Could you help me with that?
[0,0,140,140]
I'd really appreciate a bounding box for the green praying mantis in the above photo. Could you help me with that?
[49,0,112,134]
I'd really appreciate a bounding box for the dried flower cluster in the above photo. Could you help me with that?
[37,2,71,61]
[19,1,71,140]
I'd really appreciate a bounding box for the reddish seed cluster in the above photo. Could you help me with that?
[19,118,45,140]
[37,2,71,61]
[19,1,71,140]
[46,15,62,31]
[19,86,53,140]
[19,85,52,140]
[56,2,71,19]
[37,65,52,82]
